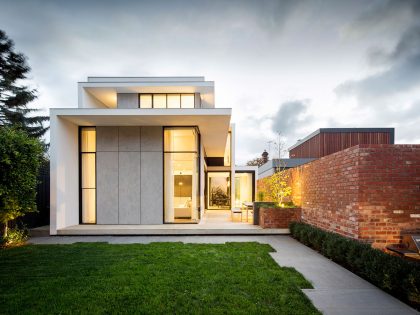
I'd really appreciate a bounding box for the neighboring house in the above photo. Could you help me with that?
[50,77,256,235]
[258,128,394,179]
[258,158,315,179]
[288,128,395,158]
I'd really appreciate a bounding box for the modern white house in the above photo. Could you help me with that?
[50,77,257,235]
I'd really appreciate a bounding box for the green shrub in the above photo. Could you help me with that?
[0,127,44,238]
[289,222,420,310]
[1,226,28,246]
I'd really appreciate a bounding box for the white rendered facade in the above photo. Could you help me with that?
[50,77,256,234]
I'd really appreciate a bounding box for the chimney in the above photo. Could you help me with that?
[261,150,269,164]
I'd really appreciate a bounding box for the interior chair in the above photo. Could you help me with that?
[231,207,243,222]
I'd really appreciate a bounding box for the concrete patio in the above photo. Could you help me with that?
[28,235,418,315]
[52,210,289,235]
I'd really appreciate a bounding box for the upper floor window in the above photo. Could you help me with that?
[139,93,195,109]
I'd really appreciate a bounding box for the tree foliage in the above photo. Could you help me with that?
[268,169,292,206]
[210,187,230,207]
[0,29,48,138]
[246,157,266,167]
[0,127,44,237]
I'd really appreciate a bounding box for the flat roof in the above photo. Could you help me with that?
[288,128,395,151]
[258,158,316,175]
[87,76,206,83]
[79,80,214,108]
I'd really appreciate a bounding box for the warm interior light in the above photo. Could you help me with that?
[181,94,194,108]
[164,128,199,223]
[234,172,253,207]
[167,94,181,108]
[81,127,96,224]
[140,94,152,108]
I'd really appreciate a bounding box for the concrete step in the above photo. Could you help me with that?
[57,225,289,236]
[29,225,50,237]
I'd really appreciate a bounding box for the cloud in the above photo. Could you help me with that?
[335,53,420,99]
[345,0,420,37]
[333,1,420,146]
[336,1,420,101]
[271,100,312,137]
[1,0,419,163]
[234,99,313,162]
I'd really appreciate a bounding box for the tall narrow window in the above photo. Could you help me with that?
[80,127,96,223]
[234,172,254,207]
[224,131,231,166]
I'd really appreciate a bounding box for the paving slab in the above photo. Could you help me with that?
[28,235,418,314]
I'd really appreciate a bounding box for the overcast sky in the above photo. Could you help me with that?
[1,0,419,164]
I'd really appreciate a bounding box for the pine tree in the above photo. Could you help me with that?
[0,30,49,138]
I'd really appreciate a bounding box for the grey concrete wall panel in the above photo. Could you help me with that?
[118,152,141,224]
[140,152,163,224]
[97,152,119,224]
[119,127,140,152]
[194,93,201,108]
[117,93,138,109]
[141,127,162,152]
[97,127,118,151]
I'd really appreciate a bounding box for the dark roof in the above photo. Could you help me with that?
[288,128,395,151]
[258,158,316,175]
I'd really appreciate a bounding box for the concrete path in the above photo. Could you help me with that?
[29,235,418,315]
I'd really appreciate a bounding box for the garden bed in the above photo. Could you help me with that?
[259,207,301,228]
[290,221,420,310]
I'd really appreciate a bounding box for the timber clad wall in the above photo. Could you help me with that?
[258,144,420,248]
[289,130,393,158]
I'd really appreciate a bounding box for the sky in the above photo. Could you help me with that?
[1,0,419,164]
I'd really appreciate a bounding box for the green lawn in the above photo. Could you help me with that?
[0,242,320,314]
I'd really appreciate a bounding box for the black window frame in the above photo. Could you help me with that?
[162,126,201,224]
[79,126,97,224]
[139,93,195,109]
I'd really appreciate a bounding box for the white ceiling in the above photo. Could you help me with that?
[52,108,231,157]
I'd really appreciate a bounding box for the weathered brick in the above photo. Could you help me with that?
[257,144,420,248]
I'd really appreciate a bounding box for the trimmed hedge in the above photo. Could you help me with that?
[289,222,420,310]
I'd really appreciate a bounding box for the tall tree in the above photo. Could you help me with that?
[0,30,48,138]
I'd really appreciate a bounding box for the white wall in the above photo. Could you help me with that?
[50,113,79,234]
[78,86,108,108]
[230,124,236,208]
[200,141,206,218]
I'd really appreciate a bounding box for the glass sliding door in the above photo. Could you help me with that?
[207,172,231,209]
[164,128,200,223]
[80,127,96,224]
[234,172,254,207]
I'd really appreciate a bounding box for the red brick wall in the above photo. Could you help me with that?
[259,207,301,228]
[357,145,420,246]
[258,144,420,248]
[293,146,361,238]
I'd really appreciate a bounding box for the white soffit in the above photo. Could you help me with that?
[80,81,214,108]
[52,108,231,157]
